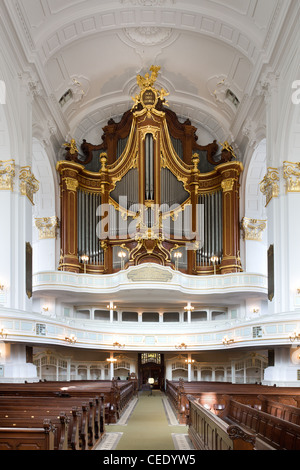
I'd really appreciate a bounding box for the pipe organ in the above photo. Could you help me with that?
[57,66,243,275]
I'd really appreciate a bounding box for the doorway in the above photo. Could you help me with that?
[138,353,165,391]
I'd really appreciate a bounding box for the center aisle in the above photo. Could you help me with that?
[98,391,190,451]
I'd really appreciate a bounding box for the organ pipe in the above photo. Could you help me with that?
[197,191,223,266]
[78,190,104,267]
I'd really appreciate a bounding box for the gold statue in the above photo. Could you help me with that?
[63,138,79,155]
[136,65,161,90]
[219,141,237,159]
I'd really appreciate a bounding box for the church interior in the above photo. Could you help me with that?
[0,0,300,452]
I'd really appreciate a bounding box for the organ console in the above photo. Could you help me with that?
[56,66,243,275]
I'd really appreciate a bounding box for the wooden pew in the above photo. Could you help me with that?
[0,396,102,450]
[258,395,300,426]
[219,396,300,450]
[0,419,56,451]
[166,379,300,424]
[187,395,257,451]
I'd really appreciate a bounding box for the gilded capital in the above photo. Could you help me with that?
[260,168,279,206]
[19,166,39,204]
[63,177,79,192]
[241,218,267,241]
[35,217,59,240]
[0,160,15,191]
[283,161,300,193]
[221,178,235,192]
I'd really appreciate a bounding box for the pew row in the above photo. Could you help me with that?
[166,379,300,424]
[0,420,56,451]
[219,396,300,450]
[187,395,259,451]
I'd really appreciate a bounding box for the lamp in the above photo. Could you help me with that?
[0,285,5,291]
[222,336,235,345]
[81,255,89,273]
[65,334,77,344]
[253,308,260,314]
[184,304,194,312]
[174,251,182,270]
[107,303,116,310]
[176,343,187,349]
[211,256,219,275]
[297,289,300,295]
[185,359,195,364]
[106,358,117,363]
[289,330,300,342]
[118,251,127,270]
[113,342,125,348]
[0,328,7,339]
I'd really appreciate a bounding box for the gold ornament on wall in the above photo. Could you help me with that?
[0,160,15,191]
[241,218,267,241]
[35,217,59,240]
[19,166,39,205]
[260,168,279,206]
[283,161,300,193]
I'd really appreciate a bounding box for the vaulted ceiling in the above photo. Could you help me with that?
[2,0,293,154]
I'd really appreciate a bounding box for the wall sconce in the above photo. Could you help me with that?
[81,255,89,273]
[211,256,219,275]
[185,359,195,364]
[43,306,49,312]
[176,343,187,349]
[297,289,300,295]
[0,328,7,339]
[65,334,77,344]
[253,308,260,314]
[106,358,117,363]
[222,336,235,345]
[107,303,116,310]
[174,251,182,270]
[289,330,300,342]
[0,285,5,291]
[113,342,125,348]
[184,304,194,312]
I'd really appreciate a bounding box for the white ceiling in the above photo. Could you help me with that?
[3,0,291,150]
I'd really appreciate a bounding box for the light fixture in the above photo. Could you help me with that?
[297,289,300,295]
[107,303,116,310]
[185,359,195,364]
[289,330,300,342]
[118,251,127,269]
[222,336,234,345]
[174,251,182,270]
[0,328,7,339]
[43,306,49,312]
[106,357,117,363]
[0,285,5,291]
[253,308,260,314]
[184,304,194,312]
[113,342,125,348]
[65,334,77,344]
[211,256,219,275]
[176,343,187,349]
[81,255,89,274]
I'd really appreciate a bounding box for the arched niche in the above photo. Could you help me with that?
[242,139,267,275]
[32,139,59,273]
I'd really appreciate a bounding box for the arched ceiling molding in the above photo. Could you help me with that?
[15,3,264,67]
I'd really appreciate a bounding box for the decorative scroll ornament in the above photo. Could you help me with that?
[19,166,39,205]
[131,65,169,113]
[35,217,59,240]
[283,161,300,193]
[260,168,279,207]
[241,218,267,241]
[0,160,15,191]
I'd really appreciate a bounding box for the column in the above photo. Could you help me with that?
[263,347,300,386]
[56,161,83,273]
[219,163,243,274]
[187,354,192,382]
[0,343,38,383]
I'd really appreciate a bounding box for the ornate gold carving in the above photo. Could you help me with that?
[132,65,169,113]
[221,178,235,192]
[283,161,300,193]
[35,217,59,240]
[63,177,79,192]
[260,168,279,206]
[63,138,79,155]
[127,265,173,282]
[19,167,39,205]
[0,160,15,191]
[219,141,237,160]
[241,218,267,241]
